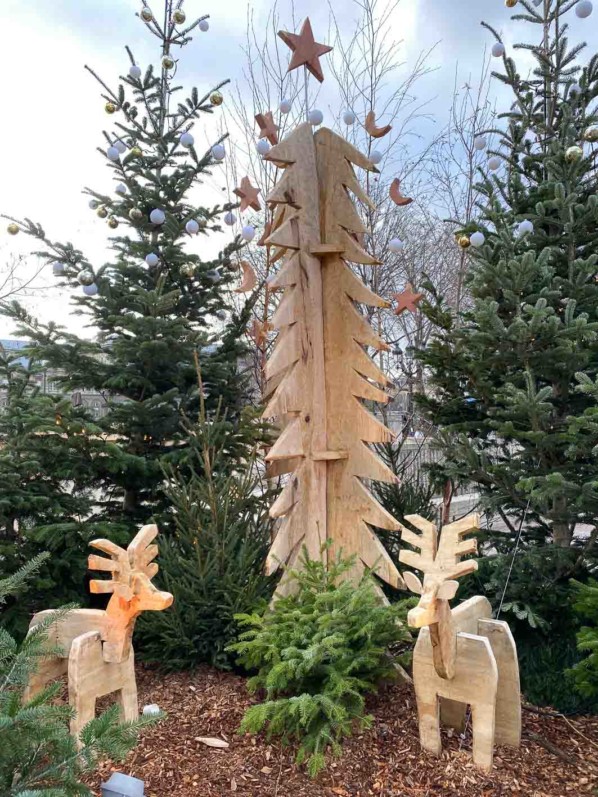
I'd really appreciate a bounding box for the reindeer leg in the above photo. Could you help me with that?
[416,693,442,756]
[68,631,103,744]
[470,700,496,771]
[115,650,138,722]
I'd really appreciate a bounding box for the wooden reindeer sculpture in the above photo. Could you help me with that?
[26,524,173,739]
[399,513,520,770]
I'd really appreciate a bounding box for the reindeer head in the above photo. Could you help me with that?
[399,514,479,629]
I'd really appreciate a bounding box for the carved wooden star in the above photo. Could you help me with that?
[278,18,333,83]
[393,284,423,315]
[255,111,279,145]
[233,176,261,212]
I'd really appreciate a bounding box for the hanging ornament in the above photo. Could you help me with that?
[130,146,143,158]
[369,150,383,165]
[575,0,593,18]
[389,178,413,207]
[52,261,65,275]
[83,283,99,296]
[180,131,194,148]
[107,146,120,162]
[280,98,292,114]
[108,216,119,229]
[78,270,95,286]
[115,183,127,195]
[105,101,117,114]
[233,176,261,212]
[224,211,236,226]
[566,145,583,162]
[89,199,99,209]
[129,208,143,221]
[145,252,159,267]
[173,8,186,24]
[393,284,423,315]
[389,238,404,253]
[211,143,225,160]
[308,109,324,126]
[343,109,356,125]
[518,219,534,235]
[364,111,392,138]
[470,231,485,247]
[186,219,200,234]
[114,139,127,154]
[140,7,153,22]
[583,127,598,142]
[491,42,505,58]
[6,223,19,235]
[97,207,108,219]
[215,310,227,321]
[474,136,487,151]
[199,18,209,31]
[210,91,223,106]
[150,208,166,225]
[278,17,333,83]
[457,235,471,249]
[488,156,501,170]
[235,260,257,293]
[241,225,256,242]
[255,111,279,145]
[180,263,195,278]
[129,64,142,80]
[162,55,175,70]
[505,0,518,7]
[206,269,222,283]
[256,139,271,156]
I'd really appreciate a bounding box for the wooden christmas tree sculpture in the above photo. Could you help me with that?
[262,122,405,594]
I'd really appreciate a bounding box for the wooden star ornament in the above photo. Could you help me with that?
[393,284,423,315]
[255,112,279,145]
[233,176,261,212]
[278,18,333,83]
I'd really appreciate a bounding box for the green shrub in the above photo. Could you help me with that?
[228,549,413,777]
[569,578,598,700]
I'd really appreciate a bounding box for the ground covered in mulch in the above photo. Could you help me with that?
[90,664,598,797]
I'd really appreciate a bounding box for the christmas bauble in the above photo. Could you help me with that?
[308,109,324,126]
[505,0,517,7]
[241,225,255,242]
[129,208,143,221]
[186,219,200,234]
[458,235,470,249]
[470,231,485,247]
[224,211,236,226]
[129,64,142,79]
[256,139,270,156]
[206,269,221,282]
[83,283,99,296]
[199,18,209,31]
[108,216,119,229]
[145,252,159,267]
[474,136,487,151]
[89,199,99,209]
[216,310,227,321]
[130,146,143,157]
[575,1,593,18]
[343,109,356,125]
[162,55,175,70]
[389,238,404,253]
[150,208,166,225]
[107,146,120,162]
[584,127,598,142]
[519,219,533,234]
[173,8,186,23]
[6,223,19,235]
[78,270,95,286]
[97,207,108,218]
[140,7,153,22]
[210,91,223,106]
[488,156,501,170]
[105,101,117,114]
[180,131,194,148]
[492,42,505,58]
[181,263,195,278]
[565,145,583,162]
[280,98,292,114]
[369,150,383,165]
[115,183,127,195]
[114,139,127,154]
[211,143,225,160]
[52,261,65,275]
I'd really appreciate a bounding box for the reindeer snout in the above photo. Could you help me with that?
[407,606,430,628]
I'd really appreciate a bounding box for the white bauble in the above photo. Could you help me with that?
[180,131,194,148]
[488,156,501,171]
[145,252,159,266]
[211,143,225,160]
[216,310,227,321]
[279,98,292,114]
[114,139,127,154]
[115,183,127,195]
[492,42,505,58]
[83,283,99,296]
[129,64,142,79]
[142,704,161,716]
[576,0,593,18]
[241,225,255,242]
[389,238,404,253]
[88,199,99,209]
[224,211,236,226]
[308,109,324,126]
[470,231,485,248]
[205,269,221,283]
[186,219,200,234]
[106,146,120,162]
[474,136,487,151]
[343,109,356,125]
[150,208,166,225]
[199,18,209,31]
[519,219,534,234]
[369,150,383,165]
[256,139,270,156]
[52,261,65,275]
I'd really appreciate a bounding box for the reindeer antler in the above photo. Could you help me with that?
[88,539,132,596]
[127,523,160,579]
[398,513,480,580]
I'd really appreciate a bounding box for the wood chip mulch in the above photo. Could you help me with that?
[88,664,598,797]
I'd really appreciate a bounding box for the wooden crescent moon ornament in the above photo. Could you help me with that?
[365,110,392,139]
[235,260,257,293]
[389,178,413,207]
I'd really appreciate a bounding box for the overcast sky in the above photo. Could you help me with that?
[1,0,596,338]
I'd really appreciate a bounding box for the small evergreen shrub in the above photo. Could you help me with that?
[570,578,598,699]
[229,549,413,777]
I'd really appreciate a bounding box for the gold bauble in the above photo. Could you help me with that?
[458,235,471,249]
[97,207,108,219]
[7,223,19,235]
[565,145,583,163]
[140,7,153,22]
[162,55,175,70]
[130,146,143,157]
[505,0,517,7]
[181,264,195,278]
[583,127,598,143]
[129,208,144,221]
[173,9,186,24]
[210,91,223,107]
[105,101,117,114]
[108,217,119,229]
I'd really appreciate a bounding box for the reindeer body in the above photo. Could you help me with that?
[26,525,173,740]
[400,515,520,771]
